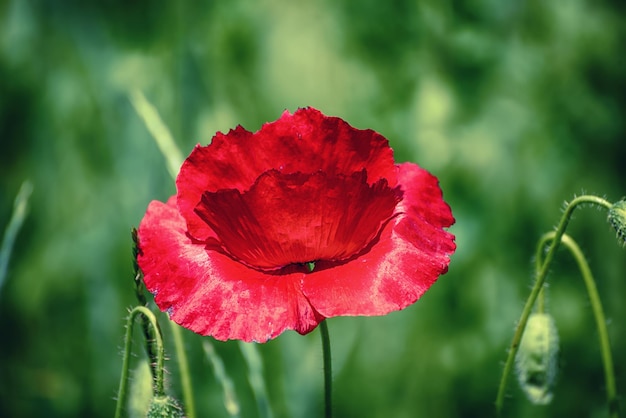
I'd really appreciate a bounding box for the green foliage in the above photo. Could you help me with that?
[1,1,624,417]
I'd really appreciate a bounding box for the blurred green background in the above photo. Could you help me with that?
[1,1,625,417]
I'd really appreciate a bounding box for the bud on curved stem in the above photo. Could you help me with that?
[495,195,615,415]
[132,228,196,418]
[115,306,166,418]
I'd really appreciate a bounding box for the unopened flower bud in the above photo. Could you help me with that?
[515,312,559,405]
[146,395,184,418]
[608,200,626,246]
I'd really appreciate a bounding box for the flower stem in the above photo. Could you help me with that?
[557,233,619,417]
[534,233,552,316]
[131,228,162,384]
[115,306,165,418]
[169,320,196,418]
[320,319,333,418]
[495,195,612,415]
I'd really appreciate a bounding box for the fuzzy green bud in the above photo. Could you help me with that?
[146,395,184,418]
[515,312,559,405]
[608,200,626,246]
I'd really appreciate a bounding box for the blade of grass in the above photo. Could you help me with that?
[129,89,184,180]
[0,181,33,296]
[239,342,274,418]
[202,341,241,417]
[168,321,196,418]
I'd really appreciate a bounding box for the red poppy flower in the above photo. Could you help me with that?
[137,107,455,342]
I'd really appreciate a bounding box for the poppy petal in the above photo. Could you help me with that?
[194,169,402,270]
[301,163,455,316]
[137,197,324,342]
[176,107,397,241]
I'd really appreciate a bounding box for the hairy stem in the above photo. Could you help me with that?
[495,195,611,414]
[115,306,165,418]
[556,233,618,417]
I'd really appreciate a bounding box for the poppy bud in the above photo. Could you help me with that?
[608,200,626,246]
[515,312,559,405]
[146,395,184,418]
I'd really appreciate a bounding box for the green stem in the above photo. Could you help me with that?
[169,320,196,418]
[115,306,165,418]
[535,233,552,315]
[495,195,611,415]
[131,228,161,383]
[556,233,618,418]
[320,320,332,418]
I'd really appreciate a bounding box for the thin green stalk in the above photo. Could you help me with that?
[495,195,611,415]
[131,229,161,389]
[115,306,165,418]
[535,233,553,315]
[320,320,332,418]
[0,181,33,295]
[557,233,618,417]
[169,320,196,418]
[203,341,241,416]
[129,89,184,180]
[239,342,273,418]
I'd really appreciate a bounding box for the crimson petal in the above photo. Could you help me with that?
[137,197,324,342]
[194,169,402,270]
[177,107,397,241]
[301,163,455,316]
